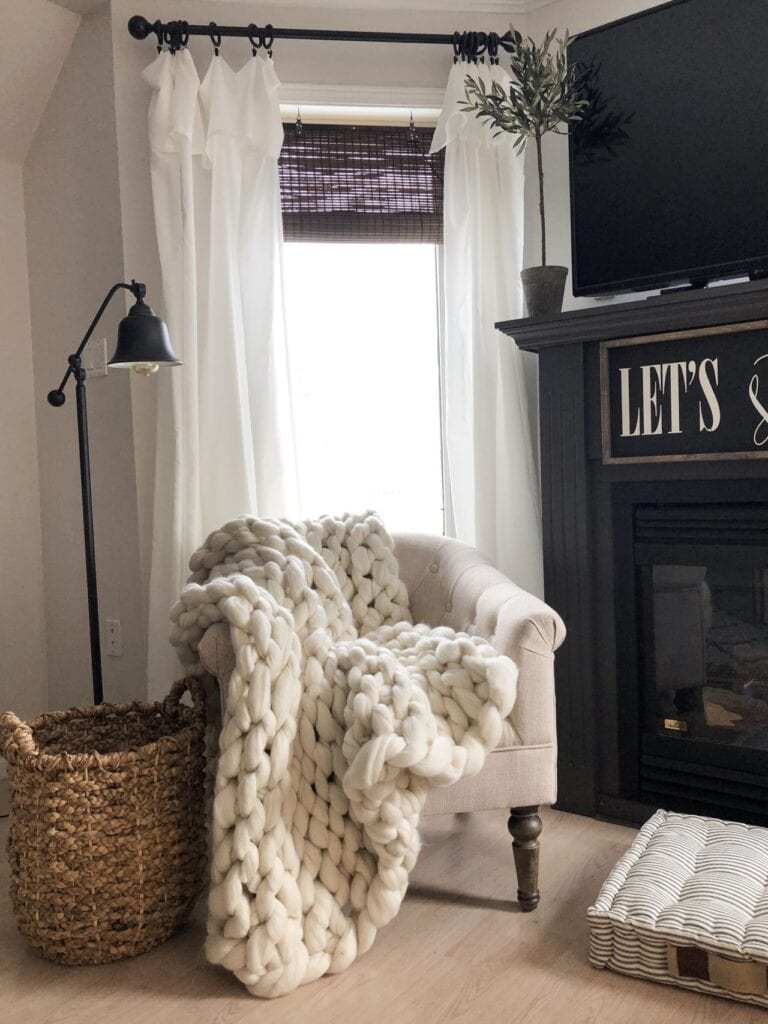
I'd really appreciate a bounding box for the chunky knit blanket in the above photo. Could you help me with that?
[171,512,517,998]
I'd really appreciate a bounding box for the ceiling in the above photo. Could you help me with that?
[51,0,554,12]
[50,0,105,12]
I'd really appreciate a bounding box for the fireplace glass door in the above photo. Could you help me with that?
[634,503,768,791]
[613,498,768,822]
[644,562,768,749]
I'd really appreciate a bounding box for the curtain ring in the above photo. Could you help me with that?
[452,31,463,64]
[152,18,164,53]
[208,21,222,57]
[466,31,482,64]
[247,23,260,56]
[487,32,499,65]
[167,20,188,55]
[262,24,274,58]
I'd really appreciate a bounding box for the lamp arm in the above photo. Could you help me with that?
[47,280,146,406]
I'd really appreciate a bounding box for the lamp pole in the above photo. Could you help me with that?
[73,352,103,703]
[47,280,179,704]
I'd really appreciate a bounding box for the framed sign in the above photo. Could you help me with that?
[600,320,768,464]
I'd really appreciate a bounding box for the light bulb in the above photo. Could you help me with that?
[132,362,160,376]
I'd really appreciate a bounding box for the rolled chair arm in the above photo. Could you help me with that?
[393,532,565,752]
[393,532,565,656]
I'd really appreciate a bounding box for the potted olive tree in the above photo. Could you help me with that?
[464,30,587,316]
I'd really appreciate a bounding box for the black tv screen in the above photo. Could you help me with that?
[568,0,768,296]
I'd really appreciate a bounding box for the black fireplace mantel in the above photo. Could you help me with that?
[497,280,768,825]
[496,277,768,352]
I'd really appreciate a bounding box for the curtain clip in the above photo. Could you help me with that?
[487,32,500,65]
[208,22,222,57]
[248,23,259,57]
[166,20,188,55]
[152,18,164,53]
[452,31,463,64]
[248,22,274,59]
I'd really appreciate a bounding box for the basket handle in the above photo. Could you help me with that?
[164,677,207,723]
[0,711,38,760]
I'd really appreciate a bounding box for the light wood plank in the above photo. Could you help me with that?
[2,808,761,1023]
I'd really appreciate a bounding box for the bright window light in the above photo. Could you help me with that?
[284,243,444,535]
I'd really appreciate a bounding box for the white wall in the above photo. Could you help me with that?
[0,0,79,163]
[0,0,79,725]
[0,159,47,723]
[523,0,668,309]
[25,5,145,710]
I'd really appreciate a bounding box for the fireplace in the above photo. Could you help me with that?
[614,489,768,822]
[498,279,768,826]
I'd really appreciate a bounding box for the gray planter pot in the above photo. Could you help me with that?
[521,265,568,317]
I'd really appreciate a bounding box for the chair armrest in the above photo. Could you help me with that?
[394,532,565,749]
[393,532,565,658]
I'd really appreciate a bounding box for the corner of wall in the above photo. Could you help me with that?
[0,158,47,727]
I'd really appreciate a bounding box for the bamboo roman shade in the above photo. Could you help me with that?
[278,123,444,243]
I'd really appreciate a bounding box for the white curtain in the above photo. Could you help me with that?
[431,62,543,596]
[143,50,299,696]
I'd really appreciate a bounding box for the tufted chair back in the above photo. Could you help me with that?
[180,512,412,667]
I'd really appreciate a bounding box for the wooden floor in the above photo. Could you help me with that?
[3,808,763,1024]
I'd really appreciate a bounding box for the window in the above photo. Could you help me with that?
[279,122,445,533]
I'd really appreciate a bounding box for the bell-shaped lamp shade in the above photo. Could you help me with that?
[108,297,180,376]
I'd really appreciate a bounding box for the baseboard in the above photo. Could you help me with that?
[0,777,9,817]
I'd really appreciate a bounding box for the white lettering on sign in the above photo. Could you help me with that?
[749,354,768,447]
[698,358,720,432]
[619,367,640,436]
[618,357,719,438]
[666,361,689,434]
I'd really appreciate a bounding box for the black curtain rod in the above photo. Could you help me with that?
[128,15,516,59]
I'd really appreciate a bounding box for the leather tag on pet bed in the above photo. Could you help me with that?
[668,945,768,996]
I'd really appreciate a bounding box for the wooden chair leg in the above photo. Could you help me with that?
[508,806,542,912]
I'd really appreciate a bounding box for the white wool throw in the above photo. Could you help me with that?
[171,512,517,998]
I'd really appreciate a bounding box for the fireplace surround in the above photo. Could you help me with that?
[498,279,768,826]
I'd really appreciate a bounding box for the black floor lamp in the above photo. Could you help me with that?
[47,280,180,704]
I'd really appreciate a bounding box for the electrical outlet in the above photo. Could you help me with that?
[84,337,108,378]
[105,618,122,657]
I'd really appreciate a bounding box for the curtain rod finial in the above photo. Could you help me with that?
[128,15,151,40]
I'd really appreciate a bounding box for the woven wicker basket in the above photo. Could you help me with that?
[0,679,207,965]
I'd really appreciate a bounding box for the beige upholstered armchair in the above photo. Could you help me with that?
[199,532,566,911]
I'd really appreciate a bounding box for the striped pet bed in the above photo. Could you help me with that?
[589,809,768,1008]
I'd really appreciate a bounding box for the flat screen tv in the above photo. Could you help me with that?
[568,0,768,297]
